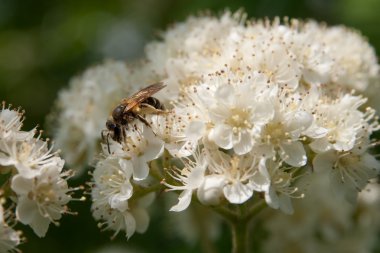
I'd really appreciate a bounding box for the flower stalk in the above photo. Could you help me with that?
[230,216,249,253]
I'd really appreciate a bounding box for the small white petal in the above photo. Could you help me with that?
[209,124,233,149]
[285,111,313,135]
[197,175,225,205]
[124,212,137,239]
[170,190,193,212]
[304,126,328,139]
[16,198,38,224]
[132,208,150,234]
[312,151,335,173]
[278,194,294,214]
[233,130,254,155]
[309,138,331,153]
[251,172,270,192]
[223,182,254,204]
[280,141,307,167]
[186,121,205,140]
[362,153,380,173]
[11,175,33,195]
[265,186,280,209]
[29,214,51,238]
[132,159,150,181]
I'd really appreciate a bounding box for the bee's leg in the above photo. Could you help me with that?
[106,133,111,154]
[140,103,166,114]
[121,125,127,142]
[137,115,151,128]
[101,130,106,141]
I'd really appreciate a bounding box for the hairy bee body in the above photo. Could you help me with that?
[102,83,166,152]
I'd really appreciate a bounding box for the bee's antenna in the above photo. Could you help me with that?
[107,132,111,154]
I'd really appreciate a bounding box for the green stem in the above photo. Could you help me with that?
[133,183,164,198]
[230,217,249,253]
[213,200,267,253]
[149,159,163,181]
[245,199,266,221]
[193,204,218,253]
[213,205,236,221]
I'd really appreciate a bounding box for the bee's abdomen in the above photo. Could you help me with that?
[144,97,164,110]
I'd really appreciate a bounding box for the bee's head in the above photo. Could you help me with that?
[106,119,117,131]
[112,105,126,121]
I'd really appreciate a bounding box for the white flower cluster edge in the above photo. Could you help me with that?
[0,102,75,251]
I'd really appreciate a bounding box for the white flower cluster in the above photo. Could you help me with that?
[263,175,380,253]
[155,12,380,213]
[0,102,73,247]
[56,11,380,239]
[91,123,161,238]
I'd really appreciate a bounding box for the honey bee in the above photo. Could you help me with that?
[102,82,166,152]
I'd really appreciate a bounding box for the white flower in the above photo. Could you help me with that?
[205,149,267,204]
[0,105,34,142]
[255,92,313,167]
[321,26,379,91]
[196,174,225,206]
[0,135,64,179]
[164,150,208,212]
[92,158,133,211]
[0,203,21,253]
[104,122,164,181]
[207,76,275,154]
[291,22,333,86]
[307,94,368,153]
[252,43,302,90]
[11,166,72,237]
[92,190,155,239]
[92,142,157,239]
[149,112,197,158]
[313,146,380,203]
[180,72,276,155]
[259,159,303,214]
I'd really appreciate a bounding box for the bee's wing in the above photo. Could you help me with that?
[121,82,166,112]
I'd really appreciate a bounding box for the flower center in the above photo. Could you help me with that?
[336,154,360,169]
[29,182,57,204]
[262,122,287,145]
[225,107,252,133]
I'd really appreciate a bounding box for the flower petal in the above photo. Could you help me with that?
[280,141,307,167]
[124,212,136,239]
[223,182,253,204]
[170,190,193,212]
[132,158,150,181]
[312,151,335,173]
[209,124,233,149]
[131,207,150,234]
[233,130,254,155]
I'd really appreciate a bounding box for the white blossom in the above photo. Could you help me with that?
[313,146,380,204]
[0,202,21,253]
[11,165,72,237]
[0,135,64,179]
[164,149,208,212]
[103,122,164,181]
[92,184,155,239]
[0,103,74,239]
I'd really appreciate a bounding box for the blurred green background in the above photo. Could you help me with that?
[1,0,380,252]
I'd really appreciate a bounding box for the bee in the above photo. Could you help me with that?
[102,82,166,152]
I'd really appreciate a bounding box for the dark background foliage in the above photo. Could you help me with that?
[1,0,379,252]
